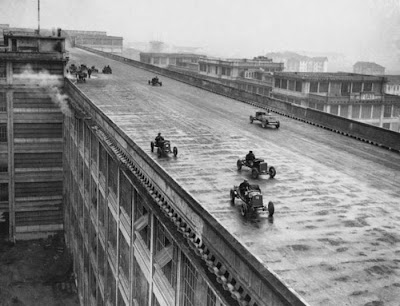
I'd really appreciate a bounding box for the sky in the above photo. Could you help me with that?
[1,0,400,70]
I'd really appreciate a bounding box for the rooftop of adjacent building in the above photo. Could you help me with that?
[383,75,400,85]
[353,61,385,69]
[274,71,386,82]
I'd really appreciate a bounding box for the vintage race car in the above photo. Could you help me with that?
[237,157,276,179]
[148,77,162,86]
[151,139,177,157]
[250,111,280,129]
[230,184,274,217]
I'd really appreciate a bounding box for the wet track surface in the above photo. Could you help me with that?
[68,48,400,306]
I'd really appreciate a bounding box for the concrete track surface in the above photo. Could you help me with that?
[68,48,400,306]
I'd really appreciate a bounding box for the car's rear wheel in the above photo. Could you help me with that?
[268,201,275,217]
[230,189,235,204]
[269,166,276,178]
[157,147,162,158]
[251,168,259,179]
[151,141,154,152]
[236,160,242,170]
[173,146,178,156]
[276,122,280,129]
[241,204,247,217]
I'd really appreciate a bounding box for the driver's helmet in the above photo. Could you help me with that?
[158,132,161,136]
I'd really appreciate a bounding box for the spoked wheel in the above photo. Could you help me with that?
[269,166,276,179]
[268,201,275,217]
[173,146,178,157]
[151,141,154,152]
[157,147,162,158]
[230,189,235,204]
[251,168,259,179]
[237,160,242,170]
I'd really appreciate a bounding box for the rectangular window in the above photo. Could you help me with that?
[341,82,350,95]
[0,92,6,112]
[108,156,118,199]
[0,62,6,78]
[281,79,288,89]
[288,80,295,91]
[135,193,150,248]
[132,256,149,306]
[352,105,360,119]
[363,82,372,92]
[274,78,281,88]
[384,105,392,118]
[330,105,339,115]
[207,287,217,306]
[0,183,8,202]
[182,253,197,306]
[0,124,7,142]
[361,105,372,119]
[119,171,132,219]
[310,82,318,93]
[319,82,328,93]
[295,81,302,92]
[383,123,391,129]
[108,209,118,254]
[372,105,381,118]
[339,105,348,117]
[352,82,362,93]
[119,230,130,284]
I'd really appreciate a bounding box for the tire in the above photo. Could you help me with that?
[276,122,280,129]
[151,141,154,152]
[157,147,162,158]
[173,146,178,156]
[241,204,247,217]
[249,116,253,123]
[251,168,259,179]
[237,160,242,170]
[268,201,275,217]
[269,166,276,178]
[230,189,235,204]
[148,80,150,85]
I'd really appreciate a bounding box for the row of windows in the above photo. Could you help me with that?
[65,115,224,306]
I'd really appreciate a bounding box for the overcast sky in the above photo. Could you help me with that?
[1,0,400,69]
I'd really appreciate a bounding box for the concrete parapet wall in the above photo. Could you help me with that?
[64,78,309,306]
[77,45,400,152]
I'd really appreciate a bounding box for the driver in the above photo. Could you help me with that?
[245,150,255,165]
[155,132,164,147]
[239,179,250,202]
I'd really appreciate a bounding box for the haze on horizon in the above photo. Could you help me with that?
[1,0,400,72]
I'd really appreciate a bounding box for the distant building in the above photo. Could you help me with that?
[140,52,205,71]
[64,30,123,54]
[198,56,283,80]
[266,52,328,72]
[384,75,400,96]
[353,61,385,75]
[271,72,400,132]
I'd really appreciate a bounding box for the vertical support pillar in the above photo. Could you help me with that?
[7,88,14,243]
[148,212,155,306]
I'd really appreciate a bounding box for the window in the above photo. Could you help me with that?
[0,92,6,112]
[0,183,8,202]
[383,123,391,129]
[207,287,217,306]
[330,105,339,115]
[0,124,7,142]
[384,105,392,118]
[274,78,281,88]
[119,172,132,219]
[310,82,318,93]
[372,105,381,118]
[0,62,6,78]
[339,105,348,117]
[352,105,360,119]
[281,79,287,89]
[288,80,295,91]
[361,105,372,119]
[182,253,197,306]
[352,82,362,93]
[295,81,302,92]
[319,82,328,93]
[341,82,350,95]
[363,82,372,92]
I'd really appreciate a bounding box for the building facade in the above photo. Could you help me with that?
[353,61,385,75]
[266,52,328,72]
[64,30,123,54]
[272,72,400,132]
[384,75,400,96]
[0,30,68,240]
[140,52,205,71]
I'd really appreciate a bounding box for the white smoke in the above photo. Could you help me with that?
[14,65,71,117]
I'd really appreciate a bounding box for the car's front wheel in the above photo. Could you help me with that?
[269,166,276,178]
[249,116,253,123]
[268,201,275,217]
[237,160,242,170]
[173,146,178,156]
[276,122,280,129]
[230,189,235,204]
[151,141,154,152]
